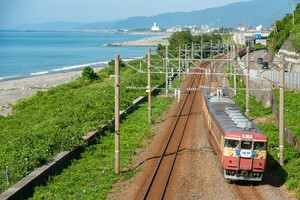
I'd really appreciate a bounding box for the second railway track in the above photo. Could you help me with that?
[141,71,203,200]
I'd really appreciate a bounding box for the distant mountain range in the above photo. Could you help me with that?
[11,0,290,31]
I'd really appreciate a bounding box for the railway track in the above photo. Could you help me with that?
[141,71,203,200]
[137,54,265,199]
[208,55,264,200]
[232,183,262,200]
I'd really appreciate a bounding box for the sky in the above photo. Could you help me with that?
[0,0,250,29]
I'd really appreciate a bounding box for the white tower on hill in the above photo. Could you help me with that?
[151,22,160,31]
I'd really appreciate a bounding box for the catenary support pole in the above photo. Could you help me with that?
[114,54,120,174]
[147,48,152,124]
[245,46,250,117]
[201,36,203,60]
[178,46,181,82]
[165,45,169,97]
[233,45,237,95]
[279,54,285,166]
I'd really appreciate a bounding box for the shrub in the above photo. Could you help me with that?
[82,66,98,80]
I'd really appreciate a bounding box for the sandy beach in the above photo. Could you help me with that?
[0,35,170,116]
[106,35,169,46]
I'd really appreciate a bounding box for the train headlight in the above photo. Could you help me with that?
[229,151,233,156]
[259,154,263,159]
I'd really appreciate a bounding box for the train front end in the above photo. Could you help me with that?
[222,132,267,181]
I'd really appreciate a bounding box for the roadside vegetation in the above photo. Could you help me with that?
[227,71,300,199]
[268,3,300,52]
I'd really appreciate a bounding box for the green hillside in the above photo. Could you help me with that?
[268,3,300,52]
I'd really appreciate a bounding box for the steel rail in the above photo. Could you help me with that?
[142,73,200,200]
[233,183,262,200]
[160,75,199,200]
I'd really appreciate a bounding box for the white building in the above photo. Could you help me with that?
[151,22,160,31]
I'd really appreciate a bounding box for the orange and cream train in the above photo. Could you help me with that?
[202,87,268,181]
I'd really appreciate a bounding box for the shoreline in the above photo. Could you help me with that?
[105,35,169,47]
[0,35,170,116]
[0,61,108,82]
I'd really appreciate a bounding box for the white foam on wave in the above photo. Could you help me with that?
[0,75,22,81]
[30,71,50,76]
[52,61,108,72]
[0,61,109,82]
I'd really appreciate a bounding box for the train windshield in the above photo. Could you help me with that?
[241,141,252,149]
[254,142,267,150]
[224,139,239,148]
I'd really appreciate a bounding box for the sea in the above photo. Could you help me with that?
[0,31,156,81]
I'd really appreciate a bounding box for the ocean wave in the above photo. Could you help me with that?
[0,75,22,81]
[52,61,108,72]
[30,71,50,76]
[0,61,109,82]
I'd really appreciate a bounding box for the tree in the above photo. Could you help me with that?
[168,30,193,49]
[292,33,300,53]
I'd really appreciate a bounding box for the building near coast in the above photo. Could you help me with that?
[151,22,160,31]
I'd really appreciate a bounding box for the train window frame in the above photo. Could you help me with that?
[241,140,252,150]
[254,141,267,150]
[224,139,239,148]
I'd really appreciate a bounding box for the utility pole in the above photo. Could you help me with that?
[191,42,194,60]
[178,46,181,82]
[147,48,152,124]
[114,54,120,174]
[184,45,188,74]
[245,46,250,117]
[292,1,295,26]
[165,45,169,97]
[233,45,237,95]
[279,55,285,166]
[210,40,213,70]
[201,36,203,60]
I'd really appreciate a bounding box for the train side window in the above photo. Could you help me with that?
[241,141,252,149]
[224,139,239,148]
[254,142,266,150]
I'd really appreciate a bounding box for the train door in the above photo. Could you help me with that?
[238,140,253,170]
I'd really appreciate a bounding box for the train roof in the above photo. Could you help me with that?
[204,88,267,140]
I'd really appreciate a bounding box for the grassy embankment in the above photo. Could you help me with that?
[227,72,300,199]
[0,55,180,194]
[30,64,181,199]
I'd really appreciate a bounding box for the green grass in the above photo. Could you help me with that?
[258,123,300,198]
[30,97,173,199]
[0,57,166,193]
[274,90,300,142]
